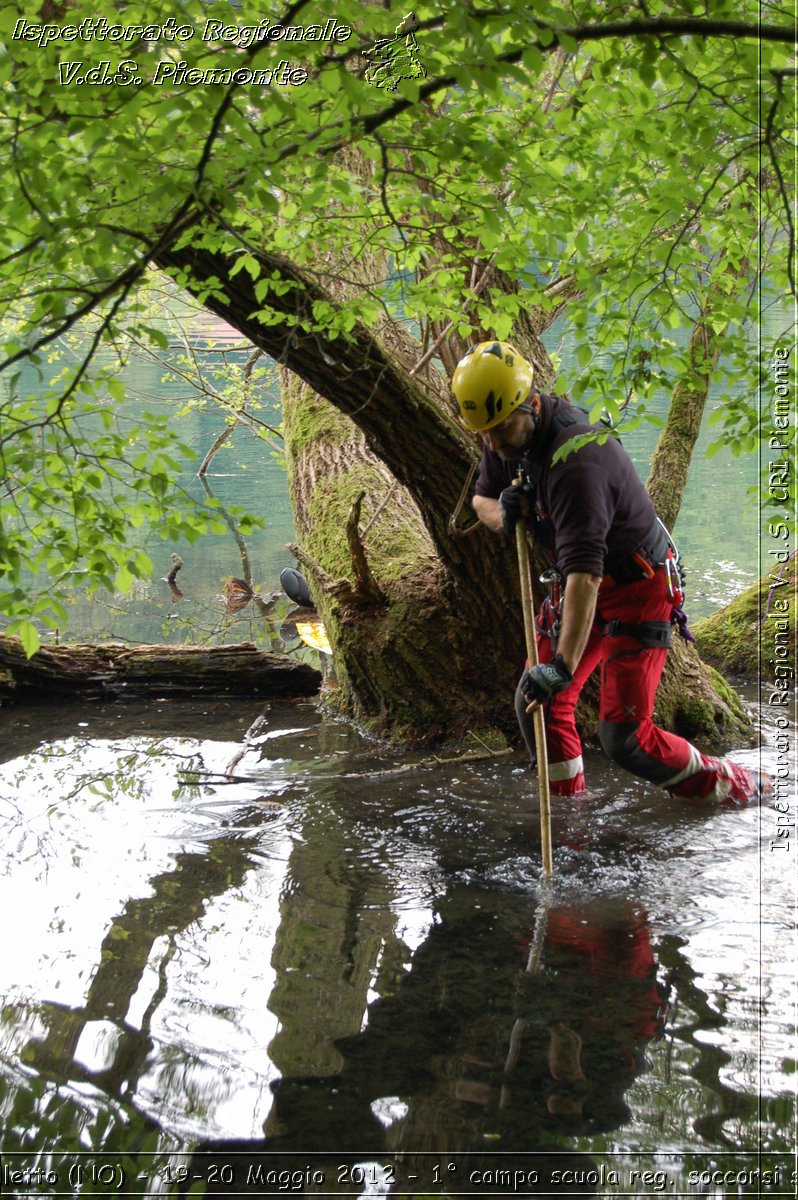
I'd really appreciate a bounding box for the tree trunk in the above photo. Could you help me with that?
[154,232,753,749]
[639,258,757,741]
[0,637,321,703]
[646,255,749,531]
[278,351,525,743]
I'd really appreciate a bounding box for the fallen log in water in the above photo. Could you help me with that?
[0,636,322,704]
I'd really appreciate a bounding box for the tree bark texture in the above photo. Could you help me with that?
[0,637,322,704]
[277,319,525,742]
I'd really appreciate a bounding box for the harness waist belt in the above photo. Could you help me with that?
[603,619,673,648]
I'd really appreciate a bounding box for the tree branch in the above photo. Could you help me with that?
[272,16,795,165]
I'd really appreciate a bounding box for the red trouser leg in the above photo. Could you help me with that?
[595,570,700,786]
[596,571,764,802]
[598,626,765,805]
[517,569,765,803]
[524,581,678,796]
[534,624,604,795]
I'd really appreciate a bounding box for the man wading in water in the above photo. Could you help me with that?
[452,339,771,807]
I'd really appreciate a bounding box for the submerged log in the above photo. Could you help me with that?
[0,637,322,704]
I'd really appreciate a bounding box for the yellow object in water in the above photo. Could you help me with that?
[294,619,332,655]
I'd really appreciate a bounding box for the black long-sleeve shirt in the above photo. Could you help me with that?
[474,394,658,579]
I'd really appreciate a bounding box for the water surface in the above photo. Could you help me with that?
[0,691,793,1196]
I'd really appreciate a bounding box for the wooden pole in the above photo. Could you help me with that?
[515,522,554,878]
[501,511,555,1098]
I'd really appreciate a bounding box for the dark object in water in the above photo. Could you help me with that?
[280,567,313,608]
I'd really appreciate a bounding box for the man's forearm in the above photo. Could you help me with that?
[557,572,601,673]
[473,496,601,674]
[472,494,505,534]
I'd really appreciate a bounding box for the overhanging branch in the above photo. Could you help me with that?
[290,15,795,163]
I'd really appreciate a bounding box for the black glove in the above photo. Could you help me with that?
[521,654,573,704]
[498,480,533,536]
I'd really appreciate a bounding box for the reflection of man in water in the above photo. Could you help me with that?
[490,901,667,1136]
[188,894,667,1195]
[546,1022,589,1115]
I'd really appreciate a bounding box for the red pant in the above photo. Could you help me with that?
[516,568,743,800]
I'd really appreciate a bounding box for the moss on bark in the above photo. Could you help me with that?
[694,553,797,680]
[655,641,754,745]
[281,369,520,747]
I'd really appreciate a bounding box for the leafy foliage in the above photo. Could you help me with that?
[0,0,794,649]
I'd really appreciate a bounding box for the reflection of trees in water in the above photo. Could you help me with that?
[653,933,773,1150]
[186,894,671,1195]
[151,473,287,642]
[199,474,255,594]
[8,837,253,1110]
[1,738,787,1188]
[1,761,395,1168]
[329,897,665,1143]
[0,738,208,872]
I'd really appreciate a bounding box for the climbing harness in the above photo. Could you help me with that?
[607,518,672,584]
[659,521,695,644]
[602,619,673,648]
[607,518,695,645]
[532,518,694,652]
[537,568,563,650]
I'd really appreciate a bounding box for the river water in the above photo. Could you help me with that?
[0,317,795,1195]
[0,690,794,1196]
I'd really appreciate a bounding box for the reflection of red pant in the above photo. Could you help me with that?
[516,567,757,801]
[544,905,666,1044]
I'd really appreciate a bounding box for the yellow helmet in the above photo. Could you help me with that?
[451,341,534,432]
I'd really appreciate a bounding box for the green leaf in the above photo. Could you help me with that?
[7,620,41,658]
[492,312,513,340]
[0,0,782,638]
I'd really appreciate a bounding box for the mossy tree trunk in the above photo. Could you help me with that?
[694,551,797,681]
[646,256,749,531]
[642,257,755,740]
[274,225,530,741]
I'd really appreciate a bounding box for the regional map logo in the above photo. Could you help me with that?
[364,11,426,91]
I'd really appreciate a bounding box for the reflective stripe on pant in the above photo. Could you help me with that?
[516,567,699,796]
